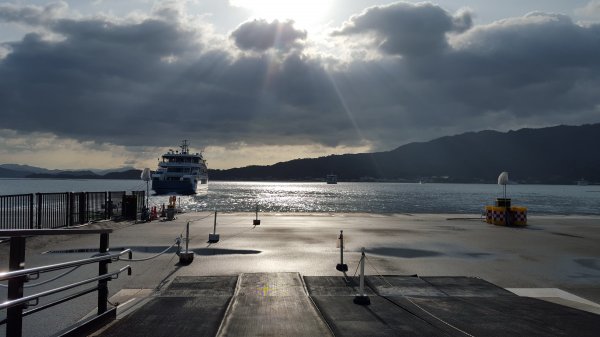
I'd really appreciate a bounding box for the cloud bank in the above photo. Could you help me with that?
[333,2,472,56]
[0,1,599,168]
[231,19,306,51]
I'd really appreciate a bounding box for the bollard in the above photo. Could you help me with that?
[179,222,194,265]
[209,210,220,243]
[253,204,261,225]
[336,230,348,272]
[353,247,370,305]
[166,206,176,221]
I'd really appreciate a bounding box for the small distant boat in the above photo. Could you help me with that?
[326,174,338,184]
[576,178,589,186]
[151,140,208,195]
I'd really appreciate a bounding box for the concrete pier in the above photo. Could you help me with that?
[1,212,599,336]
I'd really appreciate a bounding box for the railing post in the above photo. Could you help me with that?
[107,193,113,219]
[7,236,27,337]
[29,194,34,229]
[104,192,108,220]
[78,193,86,225]
[36,193,42,229]
[68,192,74,227]
[98,233,109,314]
[64,192,70,228]
[85,192,90,224]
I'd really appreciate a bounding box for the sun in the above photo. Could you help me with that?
[232,0,333,29]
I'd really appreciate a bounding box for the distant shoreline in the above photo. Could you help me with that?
[1,177,598,186]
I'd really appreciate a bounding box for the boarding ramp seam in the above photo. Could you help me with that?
[214,274,243,337]
[363,254,476,337]
[300,274,336,337]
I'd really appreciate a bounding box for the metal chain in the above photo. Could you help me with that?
[364,255,475,337]
[352,255,362,278]
[121,241,178,262]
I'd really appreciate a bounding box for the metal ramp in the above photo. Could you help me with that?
[217,272,332,336]
[97,276,237,337]
[92,274,599,337]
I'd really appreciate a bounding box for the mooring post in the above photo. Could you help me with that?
[353,247,370,305]
[336,230,348,272]
[98,233,109,314]
[253,204,261,225]
[7,236,27,337]
[209,210,220,243]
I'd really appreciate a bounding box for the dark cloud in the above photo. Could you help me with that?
[0,1,67,26]
[332,2,472,56]
[0,2,599,156]
[231,19,306,51]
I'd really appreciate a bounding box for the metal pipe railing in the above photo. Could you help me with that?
[0,228,133,337]
[0,249,132,282]
[0,266,131,311]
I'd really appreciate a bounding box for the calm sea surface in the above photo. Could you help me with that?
[1,179,599,215]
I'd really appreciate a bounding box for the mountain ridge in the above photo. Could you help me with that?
[207,123,600,184]
[1,123,599,184]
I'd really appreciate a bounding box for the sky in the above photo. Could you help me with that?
[0,0,599,170]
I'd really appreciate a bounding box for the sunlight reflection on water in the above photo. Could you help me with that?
[146,181,600,215]
[1,179,598,215]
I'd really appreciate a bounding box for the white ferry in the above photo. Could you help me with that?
[151,140,208,195]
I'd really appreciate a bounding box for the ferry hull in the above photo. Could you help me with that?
[152,180,207,195]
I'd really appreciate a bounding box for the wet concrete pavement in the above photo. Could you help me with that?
[1,212,600,336]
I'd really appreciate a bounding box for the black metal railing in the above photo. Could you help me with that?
[0,191,145,230]
[108,191,125,219]
[36,192,70,229]
[86,192,108,223]
[0,229,132,337]
[132,191,146,216]
[0,195,33,230]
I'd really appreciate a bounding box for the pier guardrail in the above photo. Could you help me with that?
[0,191,145,230]
[0,229,132,337]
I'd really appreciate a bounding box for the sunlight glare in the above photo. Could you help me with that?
[232,0,332,28]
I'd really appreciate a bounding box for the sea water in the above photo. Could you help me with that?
[1,179,599,215]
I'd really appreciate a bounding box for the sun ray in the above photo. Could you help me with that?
[231,0,333,29]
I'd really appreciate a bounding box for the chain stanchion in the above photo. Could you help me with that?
[353,247,370,305]
[253,204,261,225]
[179,222,194,265]
[336,230,348,272]
[209,210,220,243]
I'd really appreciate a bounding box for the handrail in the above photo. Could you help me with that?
[2,228,132,337]
[0,229,112,237]
[0,286,99,326]
[0,249,132,282]
[0,265,131,311]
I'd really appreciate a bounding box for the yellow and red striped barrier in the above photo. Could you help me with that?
[484,205,527,226]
